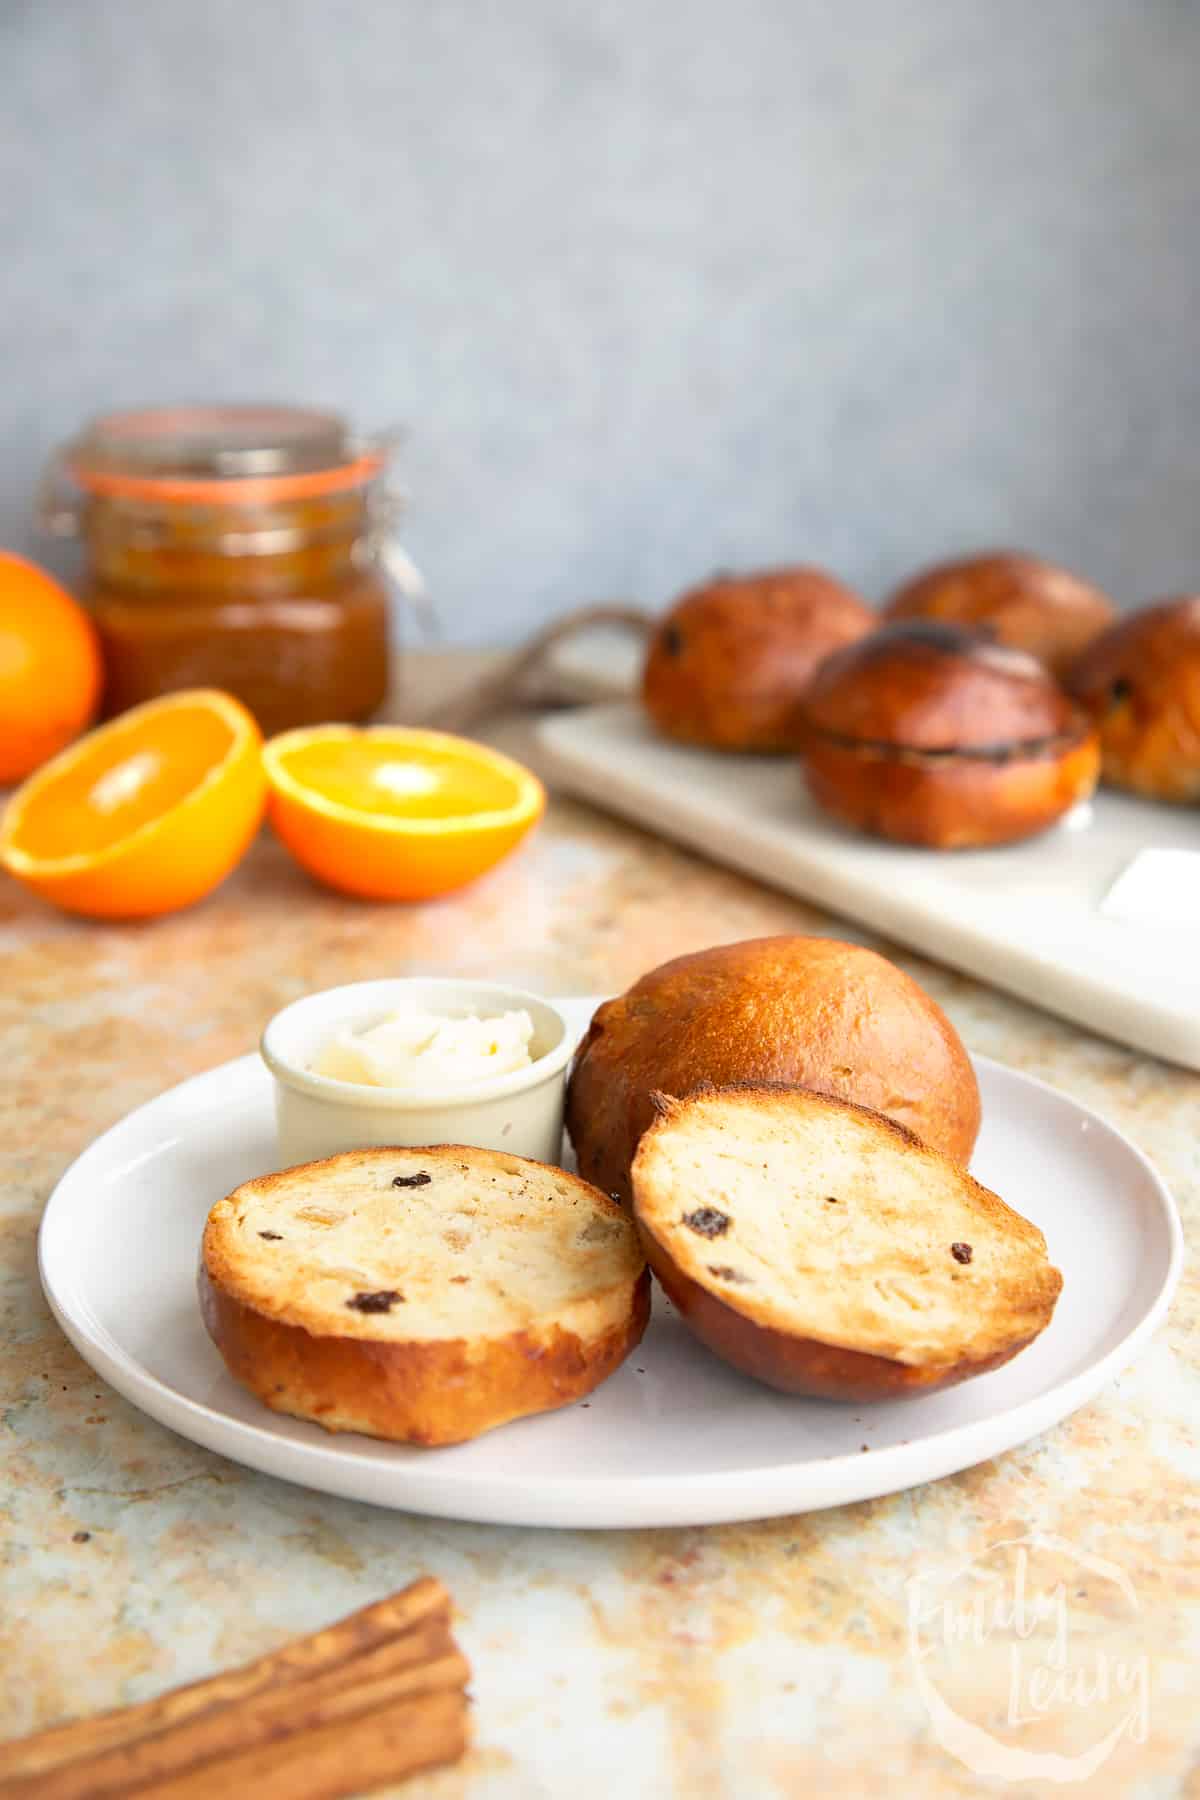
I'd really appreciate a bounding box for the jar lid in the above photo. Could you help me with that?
[63,406,388,503]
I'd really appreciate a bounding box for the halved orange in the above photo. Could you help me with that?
[262,725,545,901]
[0,689,266,919]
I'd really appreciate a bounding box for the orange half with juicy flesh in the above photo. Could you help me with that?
[262,726,546,901]
[0,690,266,918]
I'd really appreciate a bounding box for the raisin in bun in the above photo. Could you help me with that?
[1067,596,1200,802]
[565,934,980,1206]
[797,621,1099,848]
[883,551,1114,676]
[642,567,873,752]
[632,1087,1061,1401]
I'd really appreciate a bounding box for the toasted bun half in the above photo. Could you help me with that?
[566,934,981,1204]
[631,1087,1061,1401]
[201,1146,649,1446]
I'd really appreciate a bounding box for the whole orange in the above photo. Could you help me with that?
[0,552,102,784]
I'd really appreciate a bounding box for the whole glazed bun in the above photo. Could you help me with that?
[883,551,1115,676]
[642,566,874,752]
[798,620,1099,848]
[1067,596,1200,802]
[565,934,981,1206]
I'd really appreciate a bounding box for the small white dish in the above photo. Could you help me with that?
[260,977,573,1166]
[38,998,1183,1530]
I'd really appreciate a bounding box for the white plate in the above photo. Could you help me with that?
[39,1000,1181,1530]
[537,704,1200,1069]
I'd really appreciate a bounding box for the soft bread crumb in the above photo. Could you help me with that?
[205,1146,644,1344]
[201,1145,650,1446]
[632,1087,1062,1372]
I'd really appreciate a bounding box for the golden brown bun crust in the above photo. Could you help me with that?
[565,935,981,1203]
[883,551,1115,676]
[801,620,1082,750]
[642,567,873,752]
[638,1227,1039,1401]
[802,728,1100,848]
[798,622,1099,846]
[199,1264,651,1449]
[1067,596,1200,801]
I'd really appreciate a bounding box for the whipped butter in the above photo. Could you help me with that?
[314,1009,536,1089]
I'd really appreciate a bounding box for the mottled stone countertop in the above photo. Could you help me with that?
[1,654,1196,1799]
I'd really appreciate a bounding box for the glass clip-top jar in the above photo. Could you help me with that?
[37,405,426,736]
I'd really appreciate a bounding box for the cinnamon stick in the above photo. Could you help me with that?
[0,1577,456,1787]
[136,1687,469,1800]
[6,1627,468,1800]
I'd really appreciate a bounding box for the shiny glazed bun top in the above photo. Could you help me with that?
[1067,595,1200,802]
[801,620,1085,751]
[642,566,874,752]
[883,551,1115,676]
[565,934,981,1206]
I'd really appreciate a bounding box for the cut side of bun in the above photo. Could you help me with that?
[201,1146,649,1446]
[632,1086,1062,1401]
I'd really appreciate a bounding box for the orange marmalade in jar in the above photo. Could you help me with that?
[39,406,403,735]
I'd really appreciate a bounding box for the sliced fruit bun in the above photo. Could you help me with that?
[631,1085,1062,1401]
[201,1145,649,1446]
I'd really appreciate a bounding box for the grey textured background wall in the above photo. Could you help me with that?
[3,0,1199,643]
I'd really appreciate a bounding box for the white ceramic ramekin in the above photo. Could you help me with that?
[260,978,574,1167]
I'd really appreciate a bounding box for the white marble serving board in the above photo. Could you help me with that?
[536,702,1200,1069]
